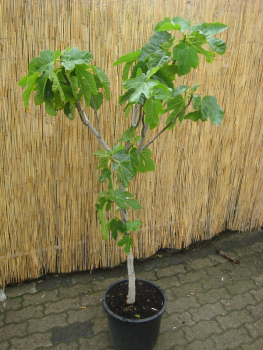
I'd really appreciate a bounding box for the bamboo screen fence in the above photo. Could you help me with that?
[0,0,262,287]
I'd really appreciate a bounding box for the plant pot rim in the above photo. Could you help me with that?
[102,278,167,324]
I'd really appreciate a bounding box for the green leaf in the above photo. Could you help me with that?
[143,99,163,130]
[137,148,155,173]
[18,75,28,87]
[53,91,64,110]
[152,69,174,89]
[45,100,57,116]
[162,63,178,81]
[158,22,181,32]
[201,96,224,125]
[107,218,125,240]
[130,61,148,78]
[129,147,139,166]
[102,81,110,100]
[146,67,160,78]
[184,109,202,122]
[34,71,49,105]
[126,199,142,210]
[119,89,135,106]
[61,85,76,104]
[114,149,130,163]
[148,50,170,69]
[54,49,62,61]
[172,17,191,33]
[110,189,141,210]
[29,50,54,78]
[122,61,133,81]
[138,31,172,62]
[207,37,226,55]
[193,94,202,109]
[22,72,39,108]
[154,17,172,32]
[91,66,111,87]
[64,102,76,120]
[125,220,142,232]
[66,74,79,100]
[187,32,215,63]
[118,161,137,187]
[191,22,227,38]
[113,51,140,66]
[99,168,112,183]
[117,126,135,143]
[75,64,97,106]
[173,43,199,76]
[61,47,93,70]
[164,94,185,113]
[191,84,200,92]
[123,75,159,103]
[51,71,66,102]
[119,90,135,105]
[44,79,54,101]
[97,203,108,241]
[124,103,133,117]
[91,92,103,110]
[151,85,171,100]
[164,95,186,126]
[118,234,133,254]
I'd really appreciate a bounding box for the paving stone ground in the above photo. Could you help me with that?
[0,229,262,350]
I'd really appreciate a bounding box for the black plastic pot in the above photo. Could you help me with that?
[102,279,167,350]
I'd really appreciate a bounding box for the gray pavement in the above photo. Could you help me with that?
[0,229,262,350]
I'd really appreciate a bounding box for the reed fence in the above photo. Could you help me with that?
[0,0,262,287]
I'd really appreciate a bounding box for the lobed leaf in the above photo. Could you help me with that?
[187,32,215,63]
[107,218,125,240]
[143,99,163,130]
[201,95,224,125]
[64,102,76,120]
[97,203,108,241]
[61,47,93,70]
[191,22,227,38]
[113,51,140,66]
[138,31,172,62]
[123,74,159,103]
[158,22,181,32]
[173,43,199,76]
[136,148,155,173]
[45,100,57,116]
[90,92,103,111]
[29,50,55,78]
[75,64,97,106]
[22,72,39,108]
[207,37,226,55]
[51,71,66,102]
[184,110,202,122]
[34,71,49,105]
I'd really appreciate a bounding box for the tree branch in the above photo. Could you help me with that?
[75,101,110,152]
[135,105,142,129]
[137,112,148,154]
[142,97,193,150]
[132,104,138,127]
[90,95,101,137]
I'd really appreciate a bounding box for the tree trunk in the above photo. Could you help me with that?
[120,183,136,304]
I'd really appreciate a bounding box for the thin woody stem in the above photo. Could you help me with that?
[75,101,110,152]
[90,95,101,137]
[137,112,148,154]
[142,97,193,150]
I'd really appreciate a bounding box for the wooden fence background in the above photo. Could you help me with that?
[0,0,262,287]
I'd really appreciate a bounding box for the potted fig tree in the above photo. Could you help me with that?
[19,17,227,350]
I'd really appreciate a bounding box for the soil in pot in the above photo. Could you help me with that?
[105,279,164,319]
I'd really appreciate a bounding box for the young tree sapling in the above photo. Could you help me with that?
[19,17,227,307]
